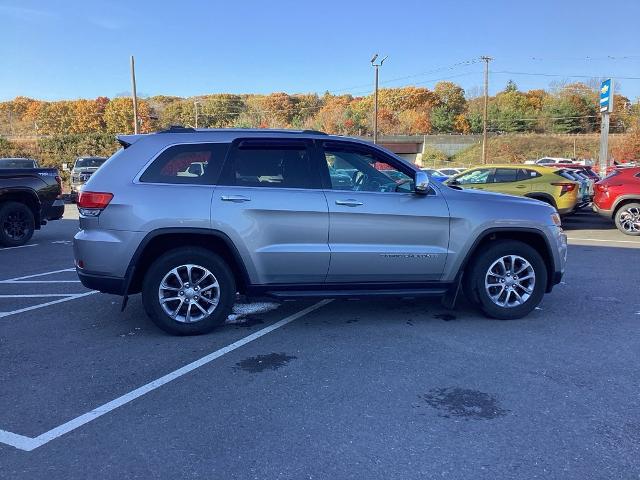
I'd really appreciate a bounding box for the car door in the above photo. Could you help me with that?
[320,140,450,283]
[212,138,330,285]
[489,167,530,196]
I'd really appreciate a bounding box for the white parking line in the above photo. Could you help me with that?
[567,237,640,245]
[0,268,76,283]
[0,299,332,451]
[0,294,79,298]
[0,291,98,318]
[0,244,38,251]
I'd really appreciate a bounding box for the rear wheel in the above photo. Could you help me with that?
[614,202,640,236]
[465,240,547,320]
[142,247,235,335]
[0,201,35,247]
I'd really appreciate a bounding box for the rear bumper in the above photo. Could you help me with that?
[43,199,65,221]
[557,205,575,215]
[592,203,613,218]
[77,270,126,295]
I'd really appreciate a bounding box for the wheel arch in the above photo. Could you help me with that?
[126,228,251,295]
[460,227,556,293]
[612,196,640,219]
[0,189,42,227]
[524,192,557,209]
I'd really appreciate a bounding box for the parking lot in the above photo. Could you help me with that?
[0,205,639,479]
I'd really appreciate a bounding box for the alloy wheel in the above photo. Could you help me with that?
[484,255,536,308]
[619,207,640,233]
[3,210,29,241]
[158,264,221,323]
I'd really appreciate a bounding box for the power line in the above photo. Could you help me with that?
[493,70,640,81]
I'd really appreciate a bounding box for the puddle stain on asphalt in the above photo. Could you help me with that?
[230,316,265,329]
[434,313,457,321]
[419,387,509,420]
[234,352,297,373]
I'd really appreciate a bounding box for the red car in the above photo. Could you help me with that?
[593,167,640,235]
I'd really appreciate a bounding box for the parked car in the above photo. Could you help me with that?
[419,168,448,182]
[0,157,39,169]
[593,167,640,235]
[436,167,466,177]
[554,168,592,208]
[535,157,576,165]
[0,166,64,246]
[446,165,580,215]
[74,128,567,335]
[69,156,108,201]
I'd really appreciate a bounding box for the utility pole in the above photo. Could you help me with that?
[481,56,492,164]
[598,78,613,177]
[130,55,139,134]
[194,101,200,128]
[371,54,387,144]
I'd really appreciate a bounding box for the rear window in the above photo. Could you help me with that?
[516,169,541,181]
[0,158,36,168]
[140,143,229,184]
[221,140,316,189]
[492,168,518,183]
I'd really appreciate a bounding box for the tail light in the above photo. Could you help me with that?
[55,175,63,199]
[595,183,608,193]
[551,182,577,196]
[77,191,113,216]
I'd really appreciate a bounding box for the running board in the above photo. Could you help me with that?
[266,288,449,299]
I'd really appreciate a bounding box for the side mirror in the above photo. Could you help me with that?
[414,171,429,194]
[448,178,460,186]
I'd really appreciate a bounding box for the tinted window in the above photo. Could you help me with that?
[492,168,518,183]
[455,169,492,185]
[140,143,229,184]
[516,169,541,181]
[323,142,413,193]
[224,140,315,189]
[75,158,106,169]
[0,158,36,168]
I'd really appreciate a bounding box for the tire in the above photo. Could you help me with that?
[142,247,236,335]
[0,201,35,247]
[465,240,547,320]
[614,202,640,236]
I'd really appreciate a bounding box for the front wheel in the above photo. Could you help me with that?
[614,203,640,236]
[466,240,547,320]
[142,247,236,335]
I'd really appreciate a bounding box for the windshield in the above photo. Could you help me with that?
[75,158,106,169]
[0,158,36,168]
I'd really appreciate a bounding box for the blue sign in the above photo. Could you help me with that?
[600,78,613,113]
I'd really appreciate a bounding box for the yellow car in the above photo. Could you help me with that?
[446,164,580,215]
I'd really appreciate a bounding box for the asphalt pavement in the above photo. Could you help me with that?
[0,205,639,479]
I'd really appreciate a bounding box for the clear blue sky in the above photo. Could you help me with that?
[1,0,639,101]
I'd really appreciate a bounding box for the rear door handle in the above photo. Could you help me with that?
[515,185,527,189]
[221,195,251,203]
[335,199,363,207]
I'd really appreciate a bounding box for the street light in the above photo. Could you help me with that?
[371,54,387,144]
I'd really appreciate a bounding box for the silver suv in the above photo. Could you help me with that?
[74,128,567,335]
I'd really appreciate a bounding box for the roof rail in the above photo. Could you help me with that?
[156,127,328,135]
[301,129,328,135]
[158,125,196,133]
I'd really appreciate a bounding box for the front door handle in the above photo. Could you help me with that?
[335,199,363,207]
[221,195,251,203]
